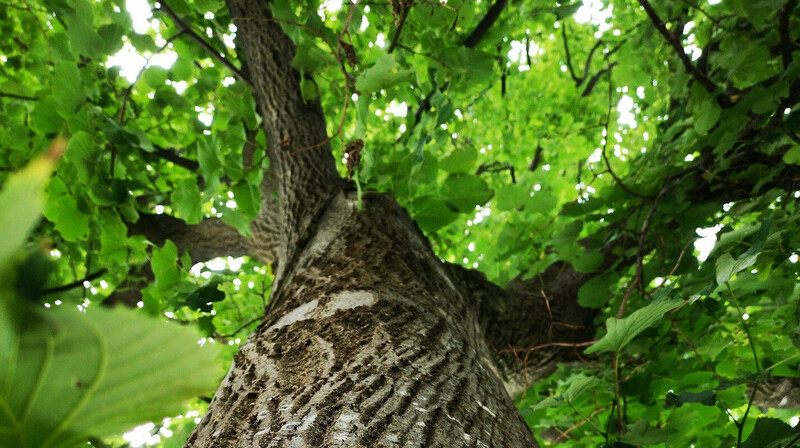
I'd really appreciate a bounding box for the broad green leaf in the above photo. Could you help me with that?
[619,420,675,445]
[572,251,604,273]
[441,147,478,174]
[585,297,682,354]
[411,196,459,232]
[741,417,800,448]
[531,375,598,410]
[693,98,721,135]
[355,54,415,94]
[577,274,616,308]
[64,131,97,184]
[171,178,203,224]
[232,180,260,221]
[440,174,493,212]
[151,240,180,293]
[494,184,528,211]
[0,147,60,265]
[42,193,90,242]
[182,282,225,312]
[715,253,758,284]
[0,306,219,448]
[53,61,84,116]
[98,210,128,265]
[782,145,800,165]
[197,139,223,191]
[30,96,64,134]
[64,0,105,57]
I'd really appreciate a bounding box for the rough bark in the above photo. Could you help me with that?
[187,193,540,447]
[181,0,550,443]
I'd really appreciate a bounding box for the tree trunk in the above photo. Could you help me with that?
[186,193,540,447]
[183,0,544,445]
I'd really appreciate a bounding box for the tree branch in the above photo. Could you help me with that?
[637,0,724,102]
[157,0,253,89]
[561,23,581,85]
[387,4,410,53]
[0,92,38,101]
[779,0,798,70]
[43,269,107,295]
[151,145,200,171]
[462,0,508,48]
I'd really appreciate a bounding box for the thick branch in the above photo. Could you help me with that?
[226,0,343,280]
[127,213,251,262]
[448,262,597,396]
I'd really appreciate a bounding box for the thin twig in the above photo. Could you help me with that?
[157,1,253,88]
[669,316,723,380]
[0,92,38,101]
[118,31,185,124]
[637,0,724,102]
[617,185,670,318]
[216,315,264,341]
[600,65,651,200]
[43,269,108,295]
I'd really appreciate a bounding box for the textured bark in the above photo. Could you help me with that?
[186,193,540,447]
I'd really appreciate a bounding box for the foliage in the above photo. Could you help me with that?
[0,152,220,447]
[1,0,799,446]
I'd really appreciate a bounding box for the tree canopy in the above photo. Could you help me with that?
[1,0,800,446]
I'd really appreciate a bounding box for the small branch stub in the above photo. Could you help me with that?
[345,139,364,180]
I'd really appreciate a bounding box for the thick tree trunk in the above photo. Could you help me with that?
[186,193,540,447]
[183,0,542,445]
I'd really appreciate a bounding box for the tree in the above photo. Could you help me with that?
[1,0,799,446]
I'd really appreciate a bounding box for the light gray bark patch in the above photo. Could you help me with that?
[268,291,377,331]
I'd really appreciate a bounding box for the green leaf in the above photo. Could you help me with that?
[171,178,203,224]
[741,418,800,448]
[578,274,615,308]
[693,98,721,135]
[182,282,225,312]
[64,131,97,184]
[151,240,180,293]
[197,139,223,191]
[64,0,105,57]
[715,253,758,285]
[665,372,769,408]
[42,192,90,242]
[494,184,528,211]
[0,150,60,266]
[530,375,598,410]
[98,210,128,265]
[441,146,478,174]
[30,96,64,134]
[232,180,260,221]
[53,61,84,116]
[782,145,800,165]
[411,195,459,232]
[440,174,493,212]
[0,306,219,448]
[585,297,682,354]
[572,251,604,273]
[550,3,582,19]
[355,54,415,94]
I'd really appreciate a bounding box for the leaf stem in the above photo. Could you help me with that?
[725,283,760,371]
